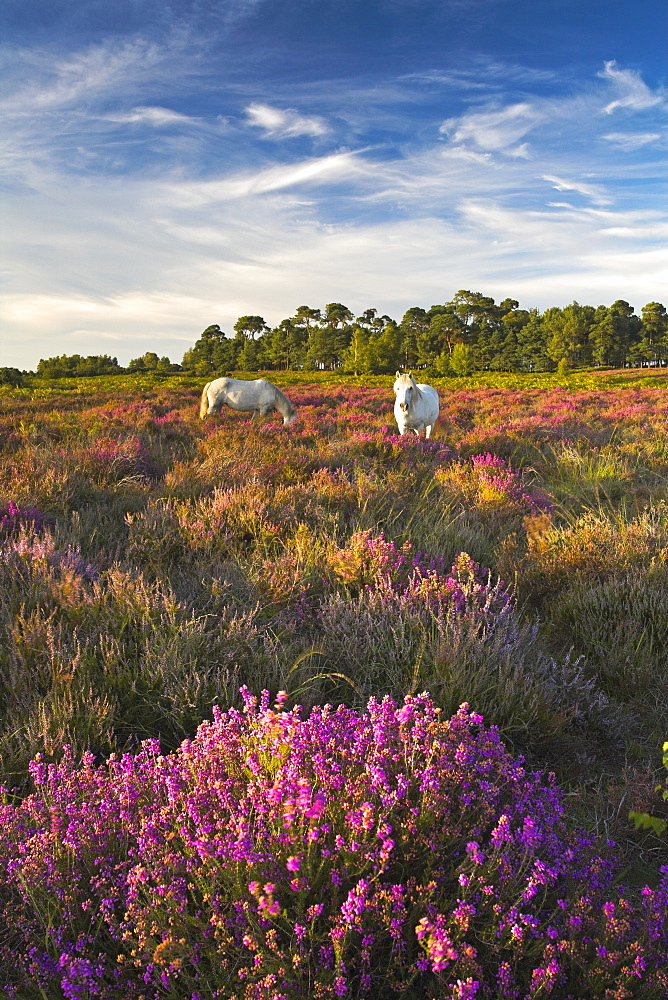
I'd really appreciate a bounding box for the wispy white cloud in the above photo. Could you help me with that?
[506,142,531,159]
[599,60,664,114]
[244,102,329,138]
[106,105,197,126]
[1,38,169,113]
[541,174,612,207]
[166,150,362,204]
[440,101,542,151]
[438,60,664,160]
[402,61,558,88]
[602,131,663,151]
[439,146,493,165]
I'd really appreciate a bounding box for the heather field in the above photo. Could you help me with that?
[1,370,668,999]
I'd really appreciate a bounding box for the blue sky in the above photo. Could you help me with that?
[1,0,666,369]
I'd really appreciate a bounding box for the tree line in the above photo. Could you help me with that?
[7,292,668,383]
[182,294,668,376]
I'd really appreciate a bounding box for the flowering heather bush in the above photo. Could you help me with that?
[86,401,189,434]
[0,421,21,452]
[436,454,551,519]
[312,549,620,743]
[81,434,166,481]
[344,427,453,466]
[0,527,95,582]
[327,531,510,616]
[0,692,666,1000]
[0,500,43,535]
[328,529,445,589]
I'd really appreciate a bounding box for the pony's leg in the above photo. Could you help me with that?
[413,428,421,437]
[425,425,433,439]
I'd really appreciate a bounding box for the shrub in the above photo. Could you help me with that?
[501,508,668,607]
[81,435,166,481]
[0,501,43,535]
[547,566,668,699]
[0,693,666,999]
[326,532,509,611]
[435,454,551,526]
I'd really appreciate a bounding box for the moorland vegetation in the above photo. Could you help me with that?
[0,367,667,997]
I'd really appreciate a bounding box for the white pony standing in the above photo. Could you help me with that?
[200,377,297,426]
[393,371,440,438]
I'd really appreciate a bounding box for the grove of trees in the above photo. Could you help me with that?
[32,353,182,378]
[0,367,25,387]
[181,294,668,376]
[11,293,668,379]
[35,354,125,378]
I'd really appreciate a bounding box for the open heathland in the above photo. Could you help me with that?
[0,370,667,998]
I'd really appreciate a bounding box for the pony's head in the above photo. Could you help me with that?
[274,386,297,427]
[394,371,416,413]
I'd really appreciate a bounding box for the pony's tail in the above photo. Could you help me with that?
[199,382,211,419]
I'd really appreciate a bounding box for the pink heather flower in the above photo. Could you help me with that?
[379,838,394,863]
[0,501,43,535]
[396,704,413,724]
[286,856,301,872]
[520,817,541,850]
[472,453,507,469]
[491,814,513,845]
[305,792,326,819]
[454,979,480,999]
[258,893,280,918]
[415,916,459,973]
[274,690,289,711]
[453,901,476,931]
[465,841,484,865]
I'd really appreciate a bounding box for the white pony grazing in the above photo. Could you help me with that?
[200,377,297,426]
[393,371,440,438]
